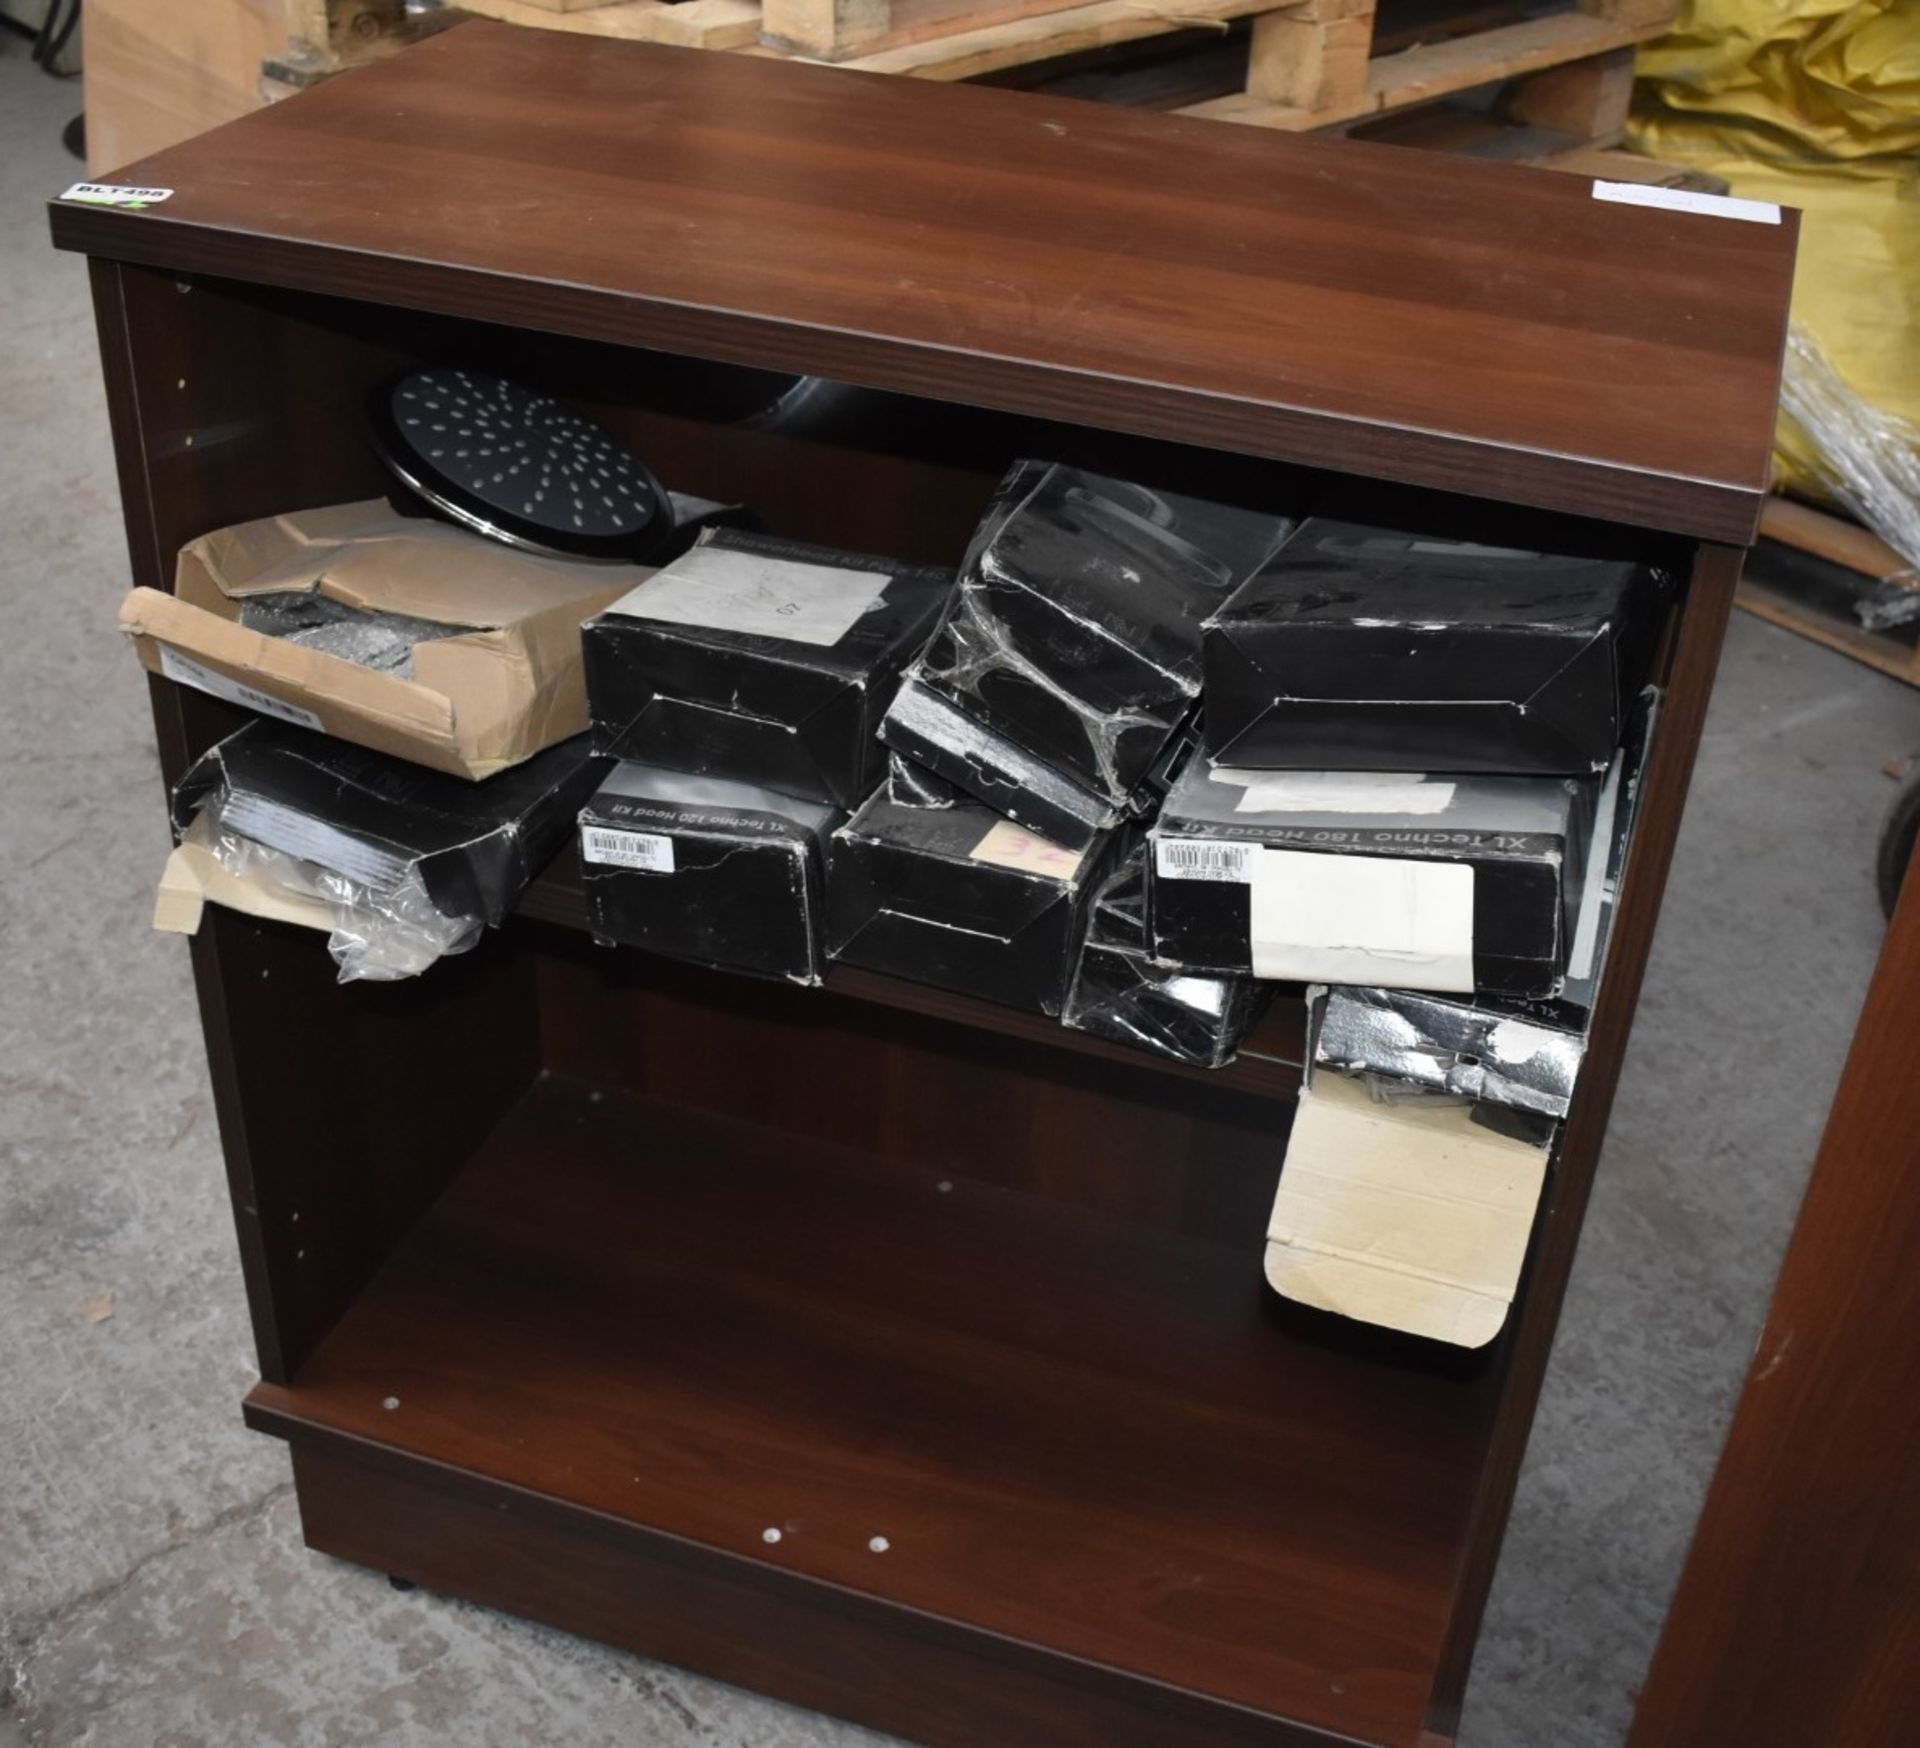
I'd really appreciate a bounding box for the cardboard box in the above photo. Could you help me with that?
[579,763,842,985]
[1148,759,1594,997]
[1061,847,1270,1068]
[827,787,1120,1016]
[168,721,604,930]
[1265,1071,1550,1348]
[880,462,1290,839]
[1203,519,1664,775]
[120,501,635,781]
[583,530,950,808]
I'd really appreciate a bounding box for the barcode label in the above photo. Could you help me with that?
[1154,838,1254,883]
[157,645,324,732]
[582,826,675,873]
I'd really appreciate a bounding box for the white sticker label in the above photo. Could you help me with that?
[1154,837,1255,883]
[605,546,884,648]
[62,181,174,209]
[582,826,675,873]
[1216,770,1456,817]
[1249,849,1475,992]
[1591,181,1781,226]
[157,645,325,731]
[968,818,1085,881]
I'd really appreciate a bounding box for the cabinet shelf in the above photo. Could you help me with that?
[520,848,1308,1100]
[249,1073,1497,1748]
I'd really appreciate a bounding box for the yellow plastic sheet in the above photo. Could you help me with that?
[1631,0,1920,501]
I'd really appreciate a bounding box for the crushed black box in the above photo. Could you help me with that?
[1147,760,1594,998]
[584,529,950,807]
[1062,846,1270,1068]
[878,675,1129,850]
[579,763,842,985]
[1309,689,1661,1111]
[170,719,604,928]
[879,461,1290,842]
[1203,518,1665,774]
[826,787,1120,1015]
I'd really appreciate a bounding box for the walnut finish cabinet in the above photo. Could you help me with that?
[52,24,1797,1748]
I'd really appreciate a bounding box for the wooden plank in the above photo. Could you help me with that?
[763,0,1142,61]
[456,0,762,48]
[82,0,293,170]
[1736,578,1920,687]
[1246,6,1374,111]
[1627,775,1920,1746]
[1760,494,1915,584]
[1187,12,1659,131]
[289,1441,1381,1748]
[1534,145,1729,193]
[55,24,1799,544]
[834,0,1309,80]
[1506,44,1633,144]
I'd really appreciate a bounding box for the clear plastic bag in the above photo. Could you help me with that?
[1778,329,1920,624]
[184,804,482,982]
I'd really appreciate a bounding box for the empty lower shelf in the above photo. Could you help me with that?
[519,846,1308,1100]
[247,1074,1500,1746]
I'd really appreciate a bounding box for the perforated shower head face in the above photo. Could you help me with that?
[370,368,670,561]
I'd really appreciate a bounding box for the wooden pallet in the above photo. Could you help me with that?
[1175,0,1670,135]
[754,0,1676,151]
[1738,498,1920,688]
[452,0,762,49]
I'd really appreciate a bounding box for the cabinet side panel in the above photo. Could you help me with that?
[88,263,544,1380]
[1424,541,1745,1730]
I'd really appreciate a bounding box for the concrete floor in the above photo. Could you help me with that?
[3,42,1917,1748]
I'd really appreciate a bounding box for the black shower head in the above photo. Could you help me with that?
[369,368,672,562]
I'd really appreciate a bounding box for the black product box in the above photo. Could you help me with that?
[878,674,1129,850]
[171,720,604,926]
[826,787,1121,1016]
[1062,847,1271,1068]
[579,762,843,985]
[881,461,1290,836]
[885,747,966,809]
[1147,759,1594,998]
[1306,694,1659,1116]
[1203,518,1665,774]
[584,529,950,808]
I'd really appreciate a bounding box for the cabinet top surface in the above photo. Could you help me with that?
[51,21,1796,542]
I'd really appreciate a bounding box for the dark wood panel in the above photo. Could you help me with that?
[1422,540,1746,1732]
[250,1075,1505,1748]
[90,263,546,1382]
[1628,842,1920,1748]
[50,24,1796,542]
[523,851,1307,1104]
[289,1443,1355,1748]
[529,918,1296,1245]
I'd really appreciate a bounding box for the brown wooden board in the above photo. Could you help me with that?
[250,1074,1503,1748]
[1628,811,1920,1746]
[52,23,1793,543]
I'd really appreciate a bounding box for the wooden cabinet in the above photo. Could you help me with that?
[51,24,1796,1747]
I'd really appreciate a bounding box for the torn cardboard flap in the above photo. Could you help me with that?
[1265,1072,1550,1348]
[154,836,333,939]
[122,502,637,780]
